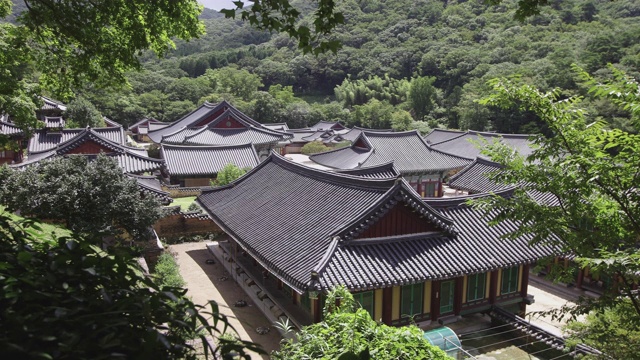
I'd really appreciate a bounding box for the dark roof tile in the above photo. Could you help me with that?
[161,143,259,177]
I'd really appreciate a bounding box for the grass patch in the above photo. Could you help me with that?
[0,205,73,240]
[170,196,196,211]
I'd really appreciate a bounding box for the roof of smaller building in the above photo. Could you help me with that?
[103,117,121,128]
[40,96,67,112]
[448,157,507,194]
[310,130,471,174]
[430,130,534,160]
[28,126,125,153]
[0,121,23,137]
[161,143,260,177]
[127,174,172,205]
[43,116,65,129]
[18,128,163,174]
[309,120,346,131]
[334,162,400,179]
[447,156,559,206]
[424,128,466,144]
[263,123,290,132]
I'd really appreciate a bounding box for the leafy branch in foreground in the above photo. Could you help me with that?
[272,286,448,360]
[473,66,640,356]
[0,212,263,359]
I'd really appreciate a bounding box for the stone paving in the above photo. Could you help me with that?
[170,242,281,359]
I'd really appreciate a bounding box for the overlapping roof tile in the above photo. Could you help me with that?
[127,174,172,205]
[197,152,453,292]
[28,127,125,153]
[161,143,259,177]
[310,130,470,174]
[430,130,534,160]
[319,190,559,291]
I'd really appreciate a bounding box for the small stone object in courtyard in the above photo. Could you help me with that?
[205,259,215,264]
[234,299,247,307]
[218,276,228,281]
[256,326,270,335]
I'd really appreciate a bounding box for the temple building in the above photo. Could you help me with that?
[425,129,534,160]
[197,153,558,327]
[147,101,292,159]
[160,143,259,187]
[309,130,470,197]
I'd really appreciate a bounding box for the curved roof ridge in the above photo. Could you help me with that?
[161,142,256,150]
[160,125,192,141]
[52,128,123,154]
[362,129,419,137]
[272,151,397,189]
[335,161,400,177]
[447,156,502,184]
[424,186,517,208]
[345,231,444,246]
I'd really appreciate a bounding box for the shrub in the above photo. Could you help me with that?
[301,141,330,155]
[154,251,186,288]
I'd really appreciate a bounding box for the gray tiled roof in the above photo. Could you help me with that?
[288,129,317,142]
[40,96,67,112]
[448,156,559,206]
[18,128,163,174]
[0,121,22,136]
[156,106,292,146]
[338,127,394,143]
[309,121,346,131]
[28,127,125,153]
[103,117,121,128]
[430,130,534,160]
[310,130,471,174]
[147,101,268,143]
[161,143,259,177]
[43,116,65,128]
[319,190,559,291]
[448,157,507,193]
[424,129,466,144]
[197,152,454,293]
[127,174,172,205]
[263,123,290,132]
[335,162,400,179]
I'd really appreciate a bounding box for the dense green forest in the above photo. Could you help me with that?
[75,0,639,134]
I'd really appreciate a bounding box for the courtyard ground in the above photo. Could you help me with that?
[170,242,281,359]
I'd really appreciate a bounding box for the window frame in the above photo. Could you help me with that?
[501,266,520,295]
[466,273,487,302]
[353,291,374,318]
[400,283,424,318]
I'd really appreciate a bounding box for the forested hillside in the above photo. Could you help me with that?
[78,0,640,134]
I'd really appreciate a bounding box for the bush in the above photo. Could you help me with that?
[154,251,186,288]
[301,141,330,155]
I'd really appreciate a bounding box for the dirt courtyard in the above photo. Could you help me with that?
[170,242,282,359]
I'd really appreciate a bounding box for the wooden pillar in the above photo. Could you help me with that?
[454,277,464,315]
[313,296,322,323]
[431,280,441,321]
[438,180,443,198]
[382,287,393,325]
[489,270,499,305]
[520,264,530,297]
[576,268,584,289]
[519,264,530,314]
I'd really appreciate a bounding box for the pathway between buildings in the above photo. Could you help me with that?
[170,242,282,359]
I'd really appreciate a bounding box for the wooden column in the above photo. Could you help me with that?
[431,280,440,321]
[382,287,393,325]
[520,264,530,314]
[520,264,530,297]
[576,268,584,289]
[454,277,464,315]
[489,270,499,305]
[313,296,322,323]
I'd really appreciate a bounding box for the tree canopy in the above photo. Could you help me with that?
[273,287,449,360]
[0,211,261,359]
[0,155,161,244]
[0,0,203,135]
[474,66,640,353]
